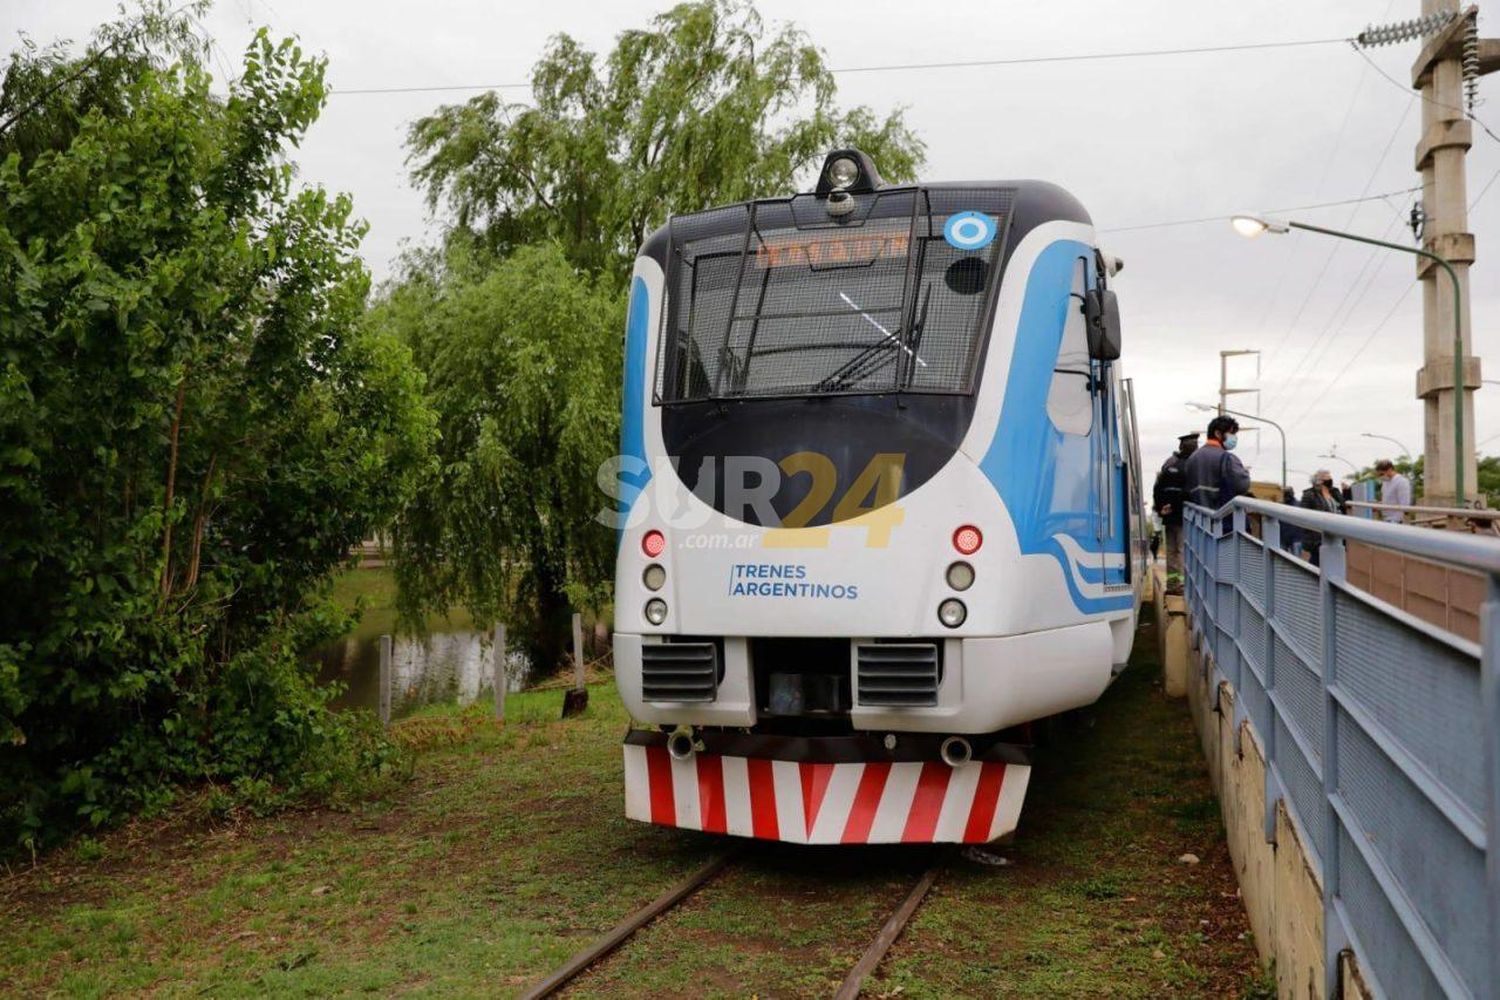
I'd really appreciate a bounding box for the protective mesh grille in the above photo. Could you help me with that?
[1336,716,1486,991]
[1338,826,1445,1000]
[1216,535,1236,579]
[1273,634,1322,763]
[1237,609,1270,742]
[1271,553,1321,662]
[658,188,1015,401]
[1238,534,1264,604]
[1276,714,1324,874]
[1331,587,1484,811]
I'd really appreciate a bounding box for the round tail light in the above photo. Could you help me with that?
[642,529,665,558]
[953,525,982,555]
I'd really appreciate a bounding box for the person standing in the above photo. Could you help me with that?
[1152,432,1198,583]
[1374,459,1413,524]
[1183,416,1251,510]
[1299,469,1344,567]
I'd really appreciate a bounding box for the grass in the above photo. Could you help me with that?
[1,611,1265,997]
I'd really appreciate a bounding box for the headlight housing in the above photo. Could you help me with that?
[938,598,967,628]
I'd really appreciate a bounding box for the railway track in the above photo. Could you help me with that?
[517,847,946,999]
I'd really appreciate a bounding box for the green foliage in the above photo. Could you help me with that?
[0,8,433,850]
[372,241,624,668]
[389,1,925,663]
[405,0,926,283]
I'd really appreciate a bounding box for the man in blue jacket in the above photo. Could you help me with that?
[1183,415,1251,511]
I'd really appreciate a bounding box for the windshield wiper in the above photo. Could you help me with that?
[815,292,927,392]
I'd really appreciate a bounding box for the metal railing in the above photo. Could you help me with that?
[1183,497,1500,999]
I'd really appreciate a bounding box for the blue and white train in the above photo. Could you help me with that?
[612,150,1145,845]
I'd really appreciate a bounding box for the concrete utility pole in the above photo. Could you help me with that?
[1219,349,1260,416]
[1408,3,1498,503]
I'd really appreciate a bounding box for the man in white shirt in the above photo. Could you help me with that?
[1375,459,1412,524]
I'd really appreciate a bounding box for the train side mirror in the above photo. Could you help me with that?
[1084,289,1122,361]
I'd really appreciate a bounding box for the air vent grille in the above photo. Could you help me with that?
[856,643,940,707]
[641,642,719,702]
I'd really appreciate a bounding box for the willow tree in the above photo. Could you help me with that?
[388,1,924,669]
[405,0,926,283]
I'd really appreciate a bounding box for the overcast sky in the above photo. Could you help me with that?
[11,0,1499,486]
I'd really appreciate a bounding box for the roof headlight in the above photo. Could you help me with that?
[827,155,860,190]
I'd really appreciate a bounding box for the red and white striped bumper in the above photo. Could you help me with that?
[623,741,1030,845]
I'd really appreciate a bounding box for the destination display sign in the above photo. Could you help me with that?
[753,223,910,269]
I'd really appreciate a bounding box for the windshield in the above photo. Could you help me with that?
[656,187,1014,403]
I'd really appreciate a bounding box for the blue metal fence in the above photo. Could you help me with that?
[1182,498,1500,999]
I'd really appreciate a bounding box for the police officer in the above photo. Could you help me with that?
[1152,432,1198,583]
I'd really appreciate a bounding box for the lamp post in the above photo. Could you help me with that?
[1188,401,1286,492]
[1317,452,1360,477]
[1231,213,1467,506]
[1359,431,1412,460]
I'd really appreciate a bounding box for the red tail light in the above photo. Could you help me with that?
[642,529,666,558]
[953,525,982,555]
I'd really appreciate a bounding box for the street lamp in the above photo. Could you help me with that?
[1187,401,1286,491]
[1231,213,1467,505]
[1360,431,1412,460]
[1317,452,1360,477]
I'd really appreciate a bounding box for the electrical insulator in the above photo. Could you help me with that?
[1355,10,1456,49]
[1463,15,1480,112]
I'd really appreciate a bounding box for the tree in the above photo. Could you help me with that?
[387,1,926,669]
[0,8,434,849]
[405,0,925,283]
[374,241,623,668]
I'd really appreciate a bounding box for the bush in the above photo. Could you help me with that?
[0,8,433,853]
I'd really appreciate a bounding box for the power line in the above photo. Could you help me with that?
[1472,165,1500,210]
[1260,96,1415,417]
[1282,282,1416,436]
[1247,0,1400,345]
[1097,187,1420,233]
[325,36,1352,96]
[1275,190,1416,419]
[0,2,202,135]
[1351,40,1500,146]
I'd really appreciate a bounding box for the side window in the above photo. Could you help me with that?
[1046,257,1093,435]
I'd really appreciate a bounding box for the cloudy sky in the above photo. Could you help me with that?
[12,0,1499,485]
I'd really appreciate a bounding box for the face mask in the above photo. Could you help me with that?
[1223,434,1238,451]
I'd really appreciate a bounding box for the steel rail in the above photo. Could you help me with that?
[517,851,735,1000]
[834,865,941,1000]
[519,850,948,999]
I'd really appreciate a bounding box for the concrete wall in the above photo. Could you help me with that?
[1171,594,1370,999]
[1150,564,1188,698]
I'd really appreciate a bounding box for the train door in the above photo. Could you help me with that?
[1091,364,1128,587]
[1120,377,1145,585]
[1092,254,1128,590]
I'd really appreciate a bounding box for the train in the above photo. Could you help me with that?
[610,149,1145,845]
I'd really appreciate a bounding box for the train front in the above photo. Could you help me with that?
[612,150,1139,846]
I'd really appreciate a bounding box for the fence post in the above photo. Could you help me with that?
[493,623,507,723]
[1319,534,1349,998]
[378,633,392,726]
[1483,575,1500,1000]
[572,612,586,690]
[1262,513,1281,844]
